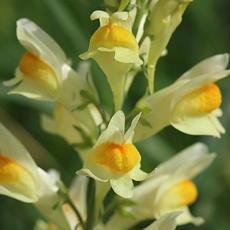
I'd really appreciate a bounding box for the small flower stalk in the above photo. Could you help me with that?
[1,1,229,230]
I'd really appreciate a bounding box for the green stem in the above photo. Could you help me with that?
[132,0,145,37]
[94,101,108,125]
[138,33,147,48]
[94,181,111,225]
[85,178,96,230]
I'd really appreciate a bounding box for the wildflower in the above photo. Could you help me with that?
[80,11,143,111]
[77,111,153,198]
[106,143,215,229]
[134,54,230,142]
[143,0,193,93]
[0,123,70,230]
[3,18,90,110]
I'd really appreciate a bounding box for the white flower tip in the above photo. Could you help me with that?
[17,18,37,32]
[90,10,110,21]
[209,152,217,160]
[17,18,29,25]
[192,142,208,153]
[219,53,229,66]
[192,216,205,226]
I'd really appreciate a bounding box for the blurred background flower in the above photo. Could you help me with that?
[0,0,230,229]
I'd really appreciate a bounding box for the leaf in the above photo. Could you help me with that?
[140,118,153,128]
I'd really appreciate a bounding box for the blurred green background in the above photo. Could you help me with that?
[0,0,230,229]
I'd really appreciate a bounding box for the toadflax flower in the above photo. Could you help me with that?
[79,11,143,111]
[105,143,215,229]
[0,123,70,230]
[77,110,153,198]
[3,18,90,110]
[133,54,230,142]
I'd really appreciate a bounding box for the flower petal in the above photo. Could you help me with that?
[155,143,208,176]
[177,54,229,82]
[110,173,134,198]
[124,112,141,143]
[8,69,55,101]
[96,110,125,146]
[143,212,181,230]
[114,47,143,64]
[171,112,224,138]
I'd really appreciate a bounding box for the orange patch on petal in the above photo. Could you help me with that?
[0,155,26,183]
[90,25,138,52]
[19,52,59,93]
[0,155,37,200]
[159,180,198,209]
[92,142,141,174]
[176,83,221,115]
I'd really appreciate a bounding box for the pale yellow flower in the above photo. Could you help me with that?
[4,18,89,110]
[134,54,230,142]
[80,11,143,111]
[0,123,70,230]
[77,111,153,198]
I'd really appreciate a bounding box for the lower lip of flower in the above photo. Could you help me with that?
[92,141,141,174]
